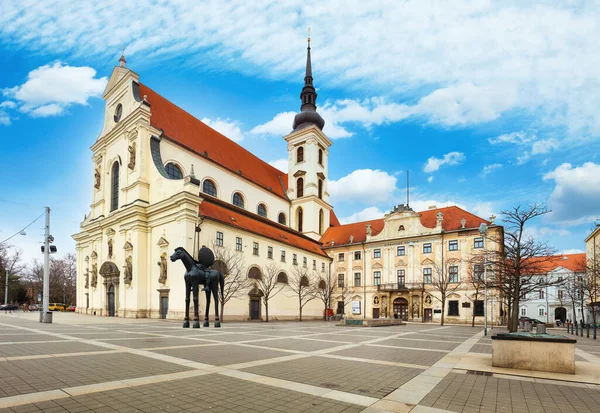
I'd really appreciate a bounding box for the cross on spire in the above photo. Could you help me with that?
[119,46,127,67]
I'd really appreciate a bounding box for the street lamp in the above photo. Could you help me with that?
[479,223,488,336]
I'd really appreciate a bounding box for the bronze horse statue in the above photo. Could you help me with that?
[170,246,224,328]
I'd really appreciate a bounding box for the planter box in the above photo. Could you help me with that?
[491,333,576,374]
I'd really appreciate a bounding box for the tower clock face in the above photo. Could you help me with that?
[114,103,123,123]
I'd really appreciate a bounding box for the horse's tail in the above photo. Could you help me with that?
[219,272,225,302]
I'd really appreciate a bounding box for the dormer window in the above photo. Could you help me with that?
[114,103,122,123]
[297,146,304,163]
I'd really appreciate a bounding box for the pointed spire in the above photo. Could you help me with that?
[119,46,127,67]
[293,27,325,131]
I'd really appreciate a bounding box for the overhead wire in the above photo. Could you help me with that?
[0,211,45,245]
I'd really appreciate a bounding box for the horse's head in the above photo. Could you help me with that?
[170,247,185,262]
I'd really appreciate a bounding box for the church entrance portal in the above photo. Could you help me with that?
[393,298,409,321]
[555,307,567,323]
[107,284,115,317]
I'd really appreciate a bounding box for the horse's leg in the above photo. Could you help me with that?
[212,280,221,328]
[192,280,200,328]
[203,288,210,327]
[183,277,190,328]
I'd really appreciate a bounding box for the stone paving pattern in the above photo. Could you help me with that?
[1,314,600,412]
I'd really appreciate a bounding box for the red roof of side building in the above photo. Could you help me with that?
[523,253,587,274]
[320,206,491,246]
[139,83,289,200]
[199,196,329,258]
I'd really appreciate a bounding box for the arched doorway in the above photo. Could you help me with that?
[107,284,115,317]
[248,286,263,321]
[555,307,567,323]
[393,297,409,321]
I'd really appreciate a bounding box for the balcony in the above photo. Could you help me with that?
[377,282,422,292]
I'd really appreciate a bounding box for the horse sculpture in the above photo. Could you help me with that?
[170,246,224,328]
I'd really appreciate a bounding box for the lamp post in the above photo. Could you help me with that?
[479,223,488,336]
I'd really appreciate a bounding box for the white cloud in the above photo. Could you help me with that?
[482,163,503,176]
[330,169,397,203]
[408,199,468,213]
[2,62,107,118]
[423,152,465,173]
[0,111,9,126]
[339,206,385,224]
[489,130,535,145]
[471,202,496,221]
[201,117,243,142]
[561,249,584,255]
[4,2,600,136]
[250,112,295,136]
[268,158,288,172]
[531,138,560,155]
[0,101,16,109]
[543,162,600,223]
[427,176,434,183]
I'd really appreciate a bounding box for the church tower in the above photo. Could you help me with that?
[285,34,333,241]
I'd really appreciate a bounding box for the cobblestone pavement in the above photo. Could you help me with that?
[0,313,599,413]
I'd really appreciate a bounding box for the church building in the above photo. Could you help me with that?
[73,40,503,323]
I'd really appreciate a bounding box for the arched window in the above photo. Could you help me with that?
[248,267,262,280]
[257,203,267,217]
[319,209,324,235]
[300,275,309,287]
[297,207,303,232]
[297,177,304,198]
[297,146,304,163]
[232,192,244,208]
[278,212,287,225]
[202,180,217,197]
[318,149,323,165]
[165,163,183,179]
[276,272,288,284]
[110,161,119,212]
[318,179,323,199]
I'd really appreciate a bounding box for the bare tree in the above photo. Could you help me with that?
[429,260,461,326]
[211,243,251,322]
[337,279,354,317]
[288,265,319,321]
[316,268,335,320]
[466,257,485,327]
[0,245,24,304]
[583,250,600,326]
[486,203,557,332]
[253,262,286,322]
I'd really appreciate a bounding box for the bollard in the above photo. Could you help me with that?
[575,323,578,336]
[587,324,590,338]
[594,325,597,340]
[581,325,584,337]
[567,323,571,334]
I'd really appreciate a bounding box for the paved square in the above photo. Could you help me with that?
[1,313,600,413]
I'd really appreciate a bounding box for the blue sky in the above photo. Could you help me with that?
[1,1,600,264]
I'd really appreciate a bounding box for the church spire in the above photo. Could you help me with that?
[293,28,325,131]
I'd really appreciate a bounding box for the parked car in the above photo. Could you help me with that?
[1,304,19,311]
[48,303,67,312]
[28,304,40,311]
[68,305,76,312]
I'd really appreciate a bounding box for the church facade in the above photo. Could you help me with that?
[73,43,503,323]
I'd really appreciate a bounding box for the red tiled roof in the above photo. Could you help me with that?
[320,206,491,246]
[199,196,329,258]
[330,210,341,227]
[523,253,586,274]
[139,84,288,199]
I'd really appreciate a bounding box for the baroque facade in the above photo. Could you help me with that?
[73,43,503,322]
[322,204,504,325]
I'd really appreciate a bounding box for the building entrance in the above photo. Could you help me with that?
[107,284,115,317]
[393,298,409,321]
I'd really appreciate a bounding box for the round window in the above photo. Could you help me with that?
[114,103,123,123]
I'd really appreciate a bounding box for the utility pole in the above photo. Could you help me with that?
[4,269,8,305]
[41,207,52,323]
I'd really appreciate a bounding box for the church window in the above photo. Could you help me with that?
[257,203,267,217]
[253,242,259,256]
[203,180,217,197]
[318,179,323,199]
[281,250,286,262]
[318,209,324,234]
[165,163,183,179]
[278,212,287,225]
[216,231,223,247]
[110,161,119,212]
[236,237,242,251]
[321,262,325,272]
[312,260,316,270]
[114,103,122,123]
[297,207,303,232]
[232,192,244,208]
[293,254,298,265]
[297,178,304,197]
[318,149,323,165]
[303,257,307,268]
[267,246,273,259]
[297,146,304,163]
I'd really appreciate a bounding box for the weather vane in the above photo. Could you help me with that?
[307,26,311,43]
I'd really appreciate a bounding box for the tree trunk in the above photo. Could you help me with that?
[440,296,445,326]
[220,301,225,323]
[509,296,520,332]
[265,301,269,322]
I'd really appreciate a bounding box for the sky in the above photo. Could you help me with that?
[1,0,600,266]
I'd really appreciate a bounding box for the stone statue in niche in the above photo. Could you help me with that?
[128,142,136,170]
[108,239,113,259]
[381,296,388,317]
[412,297,420,318]
[373,296,380,305]
[158,253,168,284]
[436,211,443,226]
[91,263,98,288]
[85,268,89,289]
[460,218,466,229]
[366,223,372,236]
[94,167,101,189]
[349,235,354,243]
[425,294,432,305]
[124,256,133,285]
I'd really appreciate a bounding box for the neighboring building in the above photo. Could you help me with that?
[518,254,586,324]
[585,224,600,315]
[321,204,504,325]
[73,42,336,320]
